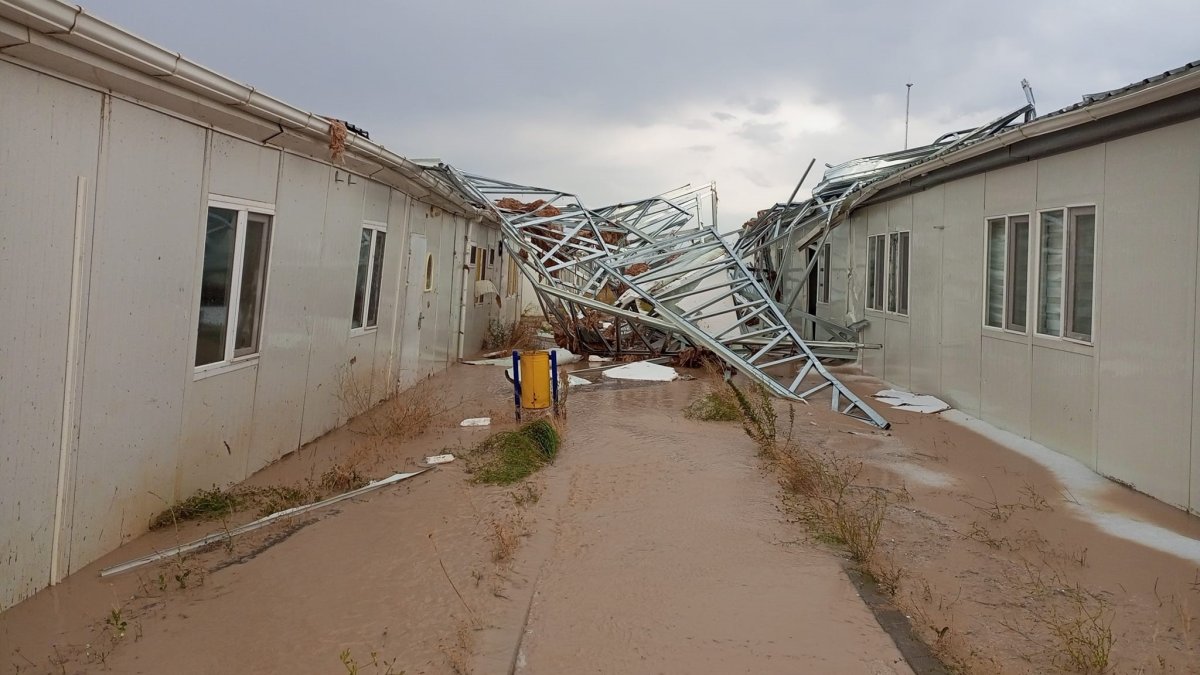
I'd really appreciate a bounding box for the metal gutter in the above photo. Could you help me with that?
[0,0,491,221]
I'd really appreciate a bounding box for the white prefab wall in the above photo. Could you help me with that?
[818,118,1200,515]
[0,58,514,610]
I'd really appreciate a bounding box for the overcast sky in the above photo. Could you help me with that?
[85,0,1200,226]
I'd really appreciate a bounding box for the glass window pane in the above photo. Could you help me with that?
[1007,216,1029,331]
[866,236,879,310]
[352,228,371,329]
[1038,211,1064,336]
[986,219,1006,327]
[235,213,271,355]
[366,231,386,327]
[1069,209,1096,340]
[196,207,237,366]
[897,232,910,316]
[887,232,898,312]
[424,254,435,291]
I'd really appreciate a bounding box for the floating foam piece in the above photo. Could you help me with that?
[425,454,455,465]
[460,417,491,427]
[602,362,679,382]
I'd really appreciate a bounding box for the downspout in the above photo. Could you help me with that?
[456,216,477,360]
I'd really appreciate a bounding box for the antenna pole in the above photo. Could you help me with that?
[904,82,913,149]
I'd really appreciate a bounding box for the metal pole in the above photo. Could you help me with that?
[511,350,522,422]
[904,82,913,150]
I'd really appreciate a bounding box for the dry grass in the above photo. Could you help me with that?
[338,648,402,675]
[1000,563,1116,673]
[338,366,453,441]
[151,460,368,529]
[483,316,539,352]
[489,519,520,564]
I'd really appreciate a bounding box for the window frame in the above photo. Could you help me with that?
[983,213,1031,335]
[194,195,275,380]
[1034,205,1097,345]
[817,242,831,305]
[350,220,387,335]
[866,231,909,317]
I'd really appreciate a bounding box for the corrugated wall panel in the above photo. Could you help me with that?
[246,153,329,474]
[1097,121,1199,508]
[374,190,411,401]
[70,98,206,571]
[883,198,912,388]
[0,61,102,608]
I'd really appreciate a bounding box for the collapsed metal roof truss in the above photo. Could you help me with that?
[445,169,890,428]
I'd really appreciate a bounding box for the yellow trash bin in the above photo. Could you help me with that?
[519,350,552,410]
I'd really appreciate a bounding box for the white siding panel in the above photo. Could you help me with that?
[910,186,944,394]
[1030,346,1095,466]
[1097,121,1199,508]
[980,336,1031,436]
[178,365,258,494]
[0,61,102,608]
[939,175,985,415]
[299,171,365,443]
[207,132,280,204]
[70,99,206,571]
[246,154,329,474]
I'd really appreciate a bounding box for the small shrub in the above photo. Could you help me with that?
[683,389,742,421]
[151,488,244,529]
[468,420,561,485]
[484,316,538,351]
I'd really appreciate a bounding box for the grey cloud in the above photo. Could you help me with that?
[712,111,737,122]
[745,98,781,115]
[735,120,785,146]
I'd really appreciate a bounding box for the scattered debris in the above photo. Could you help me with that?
[602,362,679,382]
[460,417,491,427]
[99,470,428,577]
[874,389,951,414]
[425,454,456,465]
[587,355,611,363]
[465,347,580,367]
[567,375,592,387]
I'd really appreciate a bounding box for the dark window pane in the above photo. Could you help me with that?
[367,231,386,327]
[352,228,371,329]
[887,232,899,313]
[897,232,910,315]
[1069,210,1096,340]
[196,207,237,366]
[1038,211,1065,336]
[235,214,271,355]
[1008,217,1029,331]
[866,236,878,310]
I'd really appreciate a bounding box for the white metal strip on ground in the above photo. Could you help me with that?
[99,469,428,577]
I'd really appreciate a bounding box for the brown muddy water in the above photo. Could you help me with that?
[2,363,1198,674]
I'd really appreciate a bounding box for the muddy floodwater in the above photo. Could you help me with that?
[2,364,1198,674]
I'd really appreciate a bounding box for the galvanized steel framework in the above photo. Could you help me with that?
[444,169,892,428]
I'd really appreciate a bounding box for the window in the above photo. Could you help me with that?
[866,232,908,316]
[867,234,885,311]
[195,201,273,369]
[352,223,386,331]
[985,215,1030,332]
[424,253,435,291]
[817,242,831,304]
[1037,206,1095,342]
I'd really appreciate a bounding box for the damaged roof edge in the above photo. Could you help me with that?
[857,61,1200,208]
[0,0,493,222]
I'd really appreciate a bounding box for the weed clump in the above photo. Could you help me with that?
[468,420,561,485]
[683,389,742,421]
[484,316,539,352]
[151,488,244,528]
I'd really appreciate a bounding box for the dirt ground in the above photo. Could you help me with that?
[2,362,1199,674]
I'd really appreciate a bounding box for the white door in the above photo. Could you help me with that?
[397,233,427,389]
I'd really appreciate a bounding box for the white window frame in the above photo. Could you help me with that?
[983,213,1031,335]
[351,220,387,336]
[1034,204,1097,345]
[866,231,909,317]
[194,195,275,380]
